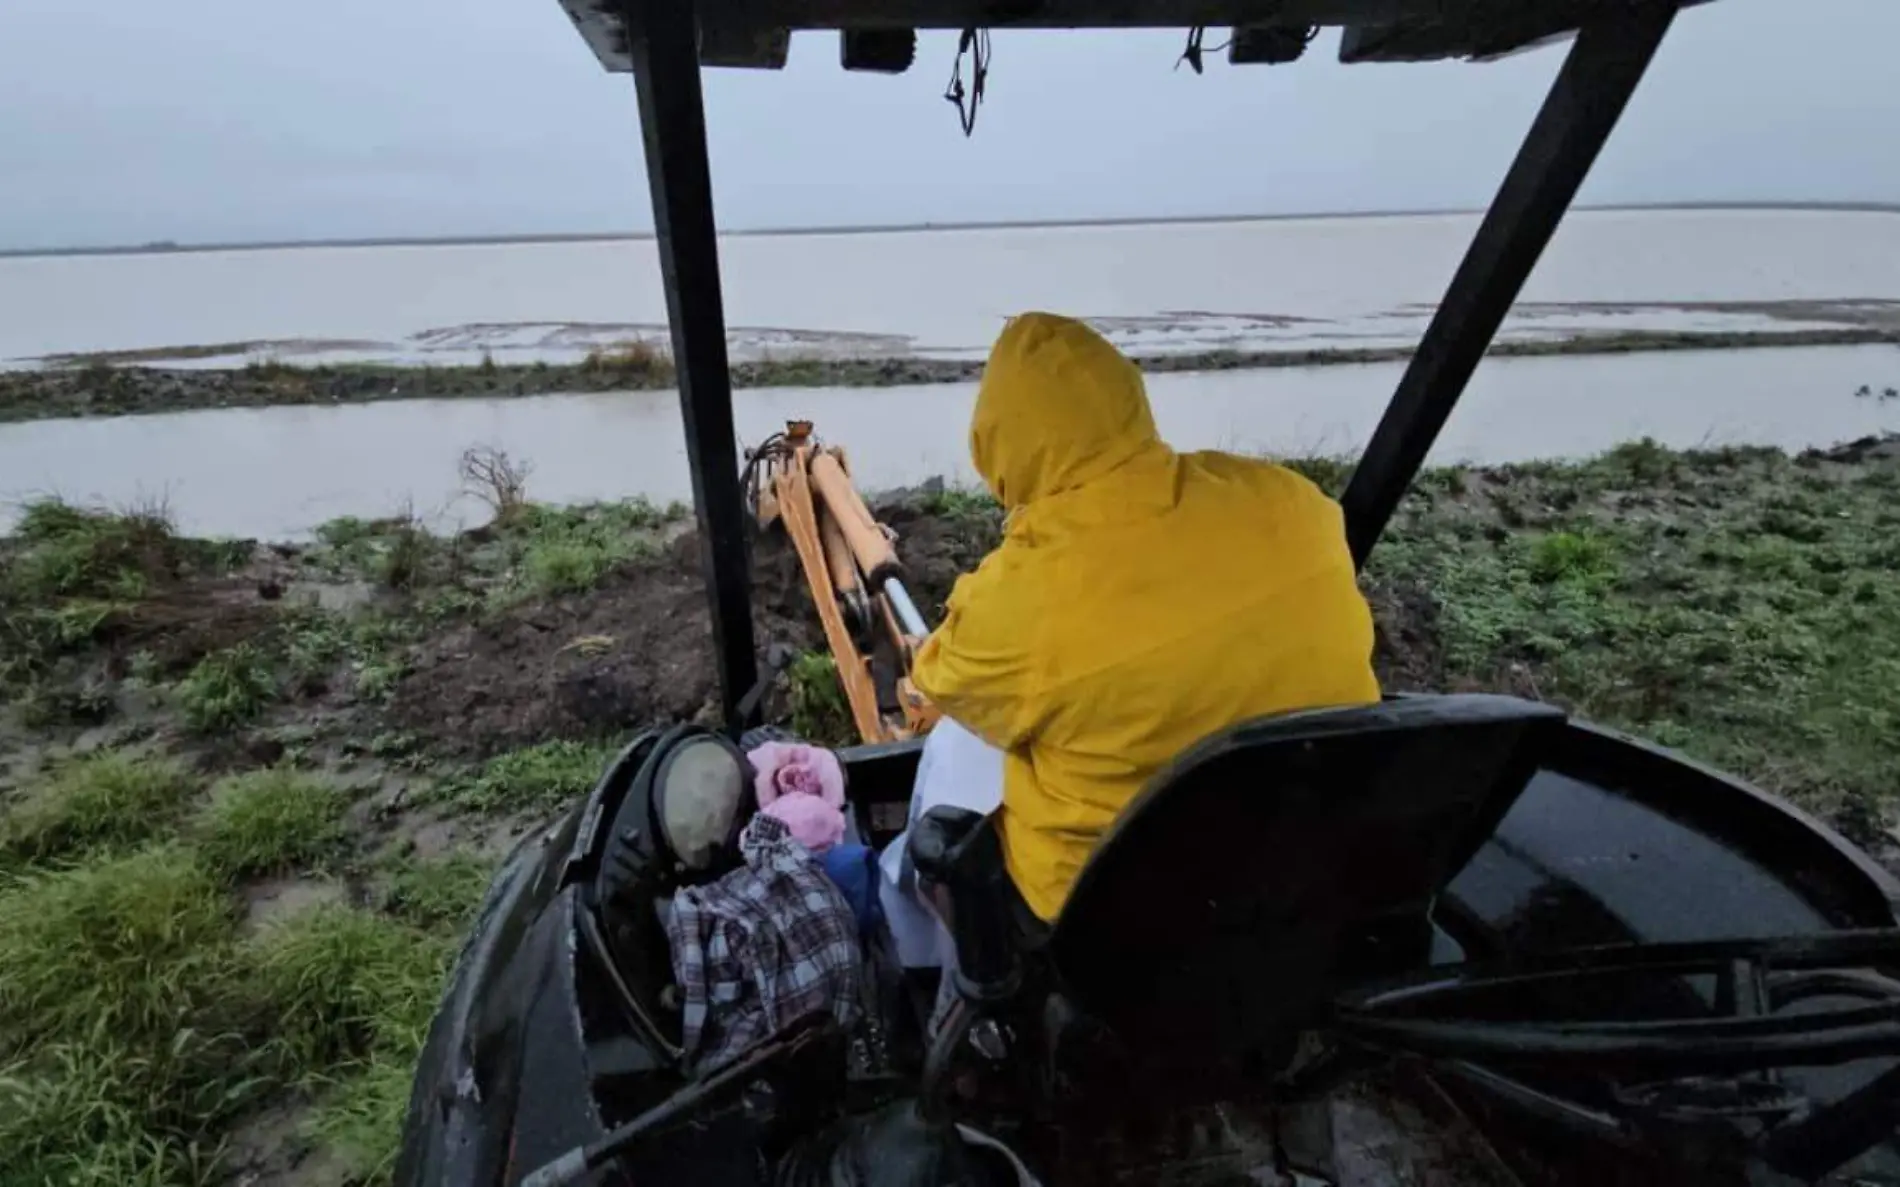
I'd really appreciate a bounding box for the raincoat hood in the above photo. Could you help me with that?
[971,313,1164,509]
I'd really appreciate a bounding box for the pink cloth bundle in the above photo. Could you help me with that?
[747,741,848,853]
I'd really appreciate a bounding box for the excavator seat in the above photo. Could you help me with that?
[909,694,1567,1078]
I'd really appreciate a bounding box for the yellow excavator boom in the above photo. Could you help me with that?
[747,421,939,745]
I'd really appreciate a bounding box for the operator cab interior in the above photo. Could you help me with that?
[903,695,1566,1101]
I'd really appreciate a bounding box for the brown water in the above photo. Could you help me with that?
[2,345,1894,539]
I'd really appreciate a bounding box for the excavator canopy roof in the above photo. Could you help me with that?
[559,0,1709,70]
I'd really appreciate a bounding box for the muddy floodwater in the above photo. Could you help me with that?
[6,208,1900,369]
[2,345,1895,539]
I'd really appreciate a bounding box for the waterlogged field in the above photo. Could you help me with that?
[1,436,1897,1184]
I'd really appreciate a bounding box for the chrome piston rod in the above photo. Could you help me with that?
[884,578,930,639]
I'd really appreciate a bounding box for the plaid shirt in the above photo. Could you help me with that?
[665,813,864,1072]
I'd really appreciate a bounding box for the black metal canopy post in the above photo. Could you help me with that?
[1340,4,1678,567]
[625,0,759,726]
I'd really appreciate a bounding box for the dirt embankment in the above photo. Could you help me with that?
[384,490,1006,759]
[7,325,1900,423]
[12,438,1900,805]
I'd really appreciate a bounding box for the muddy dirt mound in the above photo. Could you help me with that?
[874,491,1004,616]
[385,486,1455,759]
[385,492,1002,758]
[388,532,825,758]
[1806,431,1900,466]
[1367,581,1446,693]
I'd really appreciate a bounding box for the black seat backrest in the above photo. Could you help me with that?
[1046,694,1566,1061]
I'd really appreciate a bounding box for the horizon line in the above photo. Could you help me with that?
[4,199,1898,260]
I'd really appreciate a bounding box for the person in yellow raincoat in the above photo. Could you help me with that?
[889,312,1380,935]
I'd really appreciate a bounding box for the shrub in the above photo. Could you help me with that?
[1,753,197,864]
[0,1041,228,1187]
[248,905,449,1070]
[1526,530,1618,585]
[309,511,442,589]
[0,847,235,1051]
[16,499,96,543]
[8,499,179,601]
[314,516,376,550]
[177,645,275,732]
[459,445,532,527]
[1277,454,1355,496]
[1604,436,1678,483]
[917,486,999,522]
[376,515,435,591]
[788,652,855,747]
[196,769,348,880]
[521,536,620,594]
[15,678,117,730]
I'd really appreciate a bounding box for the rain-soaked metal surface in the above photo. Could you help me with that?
[627,0,760,723]
[557,0,1712,73]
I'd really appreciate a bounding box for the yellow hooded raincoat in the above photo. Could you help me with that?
[911,313,1380,921]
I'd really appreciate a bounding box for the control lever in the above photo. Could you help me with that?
[909,806,1022,1001]
[730,643,799,736]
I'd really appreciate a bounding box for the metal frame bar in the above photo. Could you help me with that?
[627,0,760,725]
[1340,4,1679,566]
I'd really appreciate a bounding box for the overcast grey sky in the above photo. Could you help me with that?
[3,0,1896,250]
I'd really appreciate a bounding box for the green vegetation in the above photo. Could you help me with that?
[374,518,436,592]
[0,846,233,1049]
[380,851,497,929]
[0,846,247,1187]
[437,738,617,814]
[195,769,348,879]
[1275,453,1356,497]
[309,512,448,590]
[0,816,464,1186]
[306,1050,420,1185]
[1,499,228,704]
[520,534,624,595]
[916,485,998,521]
[14,676,117,729]
[177,643,277,732]
[788,651,856,747]
[1369,440,1900,829]
[249,904,452,1186]
[502,499,672,600]
[1524,529,1618,586]
[307,494,680,608]
[1,752,197,864]
[280,607,416,702]
[8,498,179,600]
[251,905,448,1070]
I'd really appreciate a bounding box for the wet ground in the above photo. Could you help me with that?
[4,324,1897,425]
[3,434,1898,1184]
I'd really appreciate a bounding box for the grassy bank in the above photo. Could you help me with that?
[5,326,1899,423]
[1,436,1896,1183]
[1364,437,1900,832]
